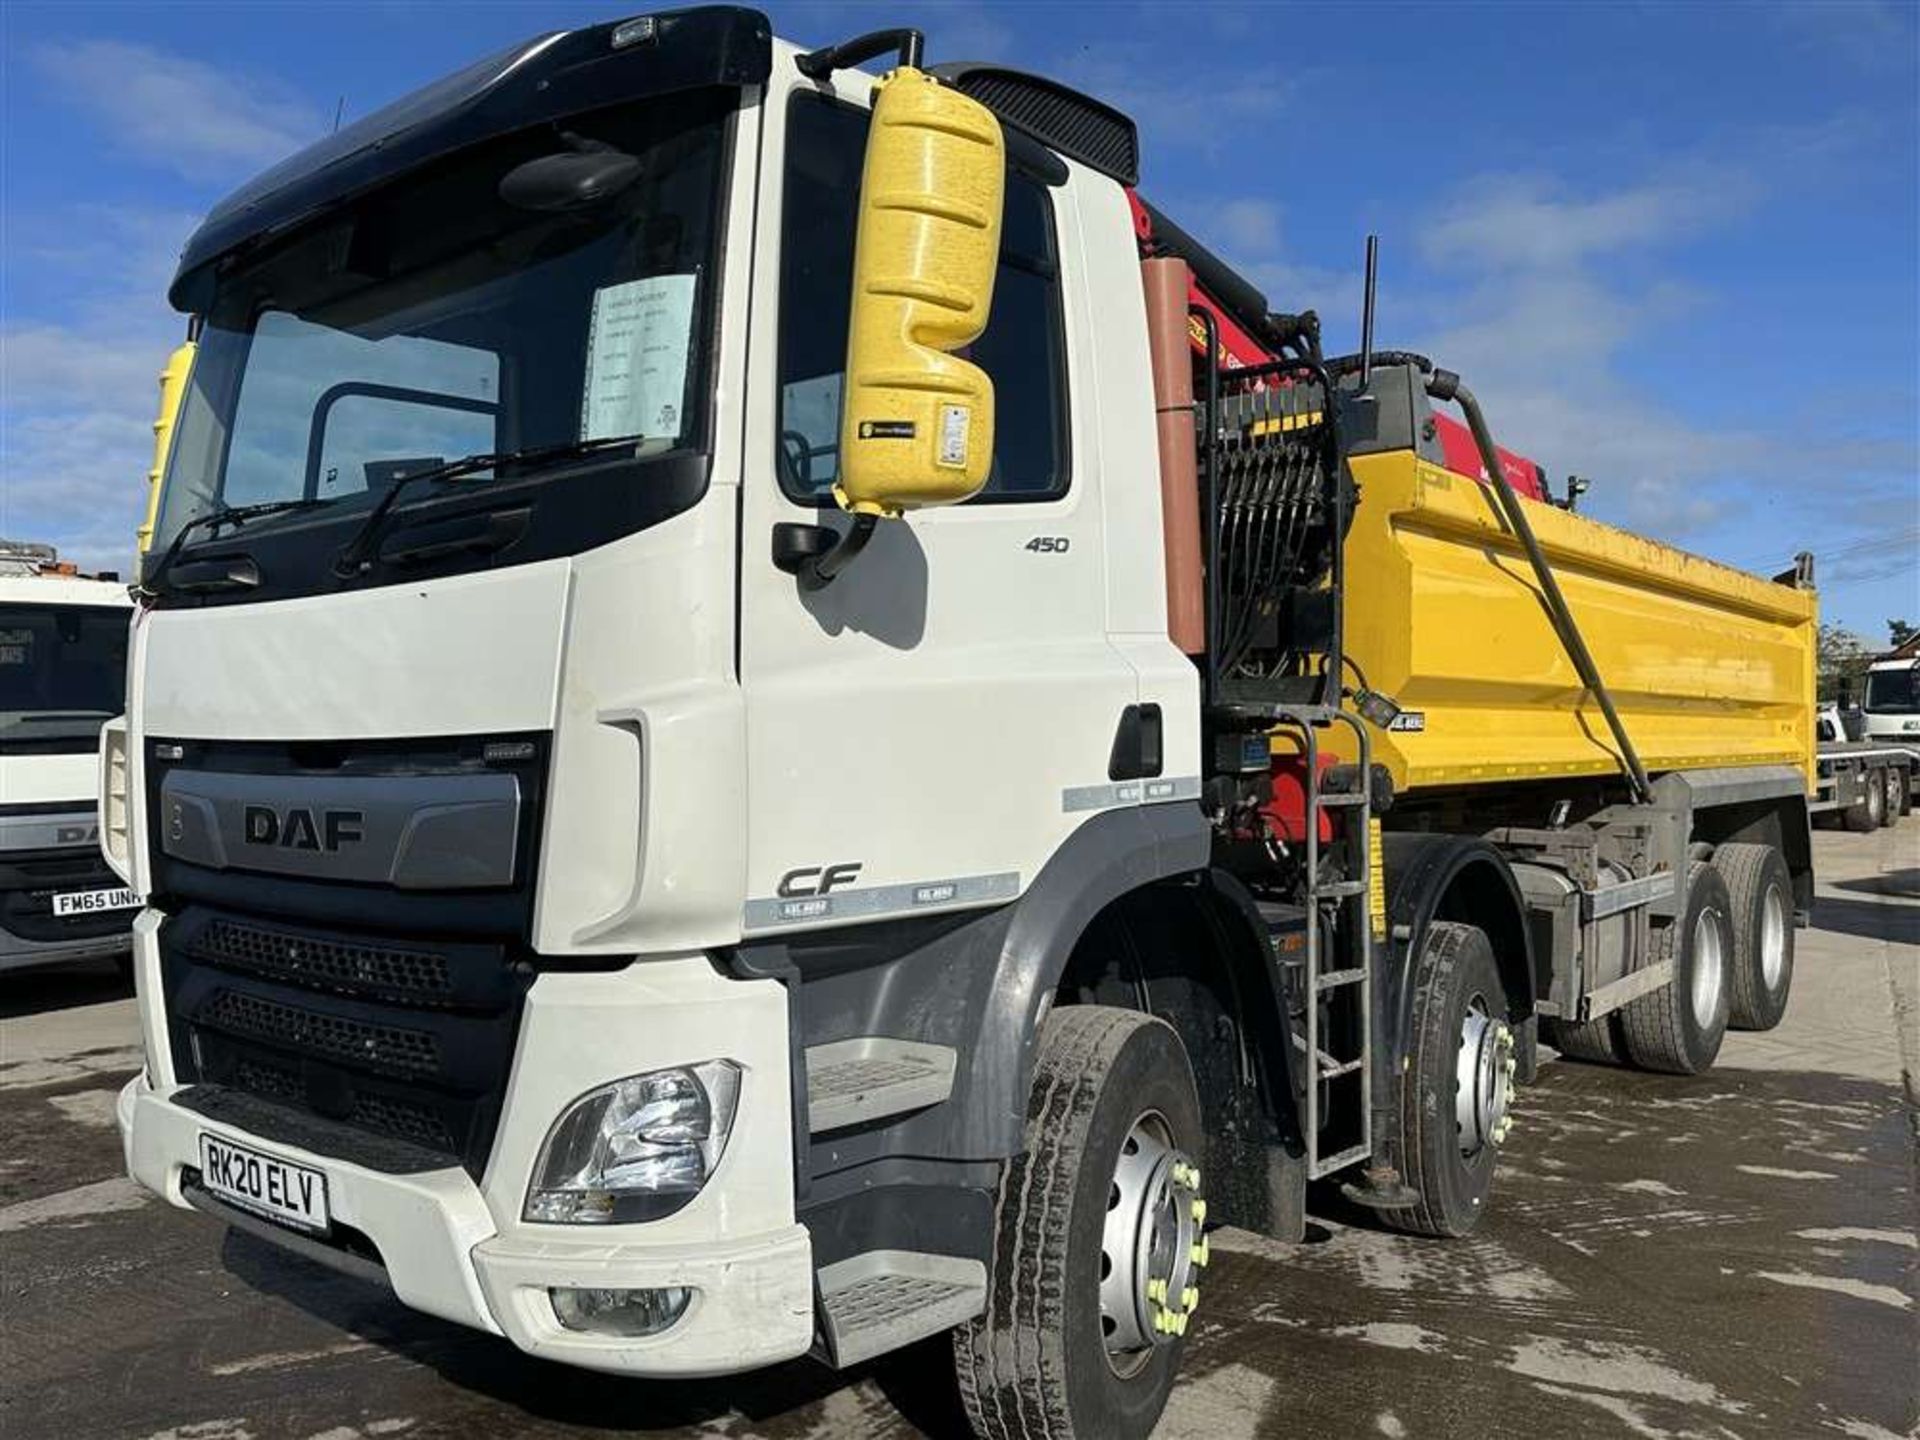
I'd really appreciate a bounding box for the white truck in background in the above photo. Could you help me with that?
[0,541,138,973]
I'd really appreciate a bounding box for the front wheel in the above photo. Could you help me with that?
[1886,766,1907,824]
[1383,922,1516,1239]
[957,1006,1206,1440]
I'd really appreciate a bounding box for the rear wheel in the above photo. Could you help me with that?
[1540,1014,1619,1065]
[1714,843,1794,1031]
[1845,771,1886,832]
[1620,861,1731,1074]
[957,1006,1205,1440]
[1383,922,1515,1239]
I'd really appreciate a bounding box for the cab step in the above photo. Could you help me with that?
[805,1037,956,1134]
[817,1251,988,1368]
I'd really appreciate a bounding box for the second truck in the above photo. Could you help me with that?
[112,11,1822,1437]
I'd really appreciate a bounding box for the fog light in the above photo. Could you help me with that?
[525,1060,741,1224]
[550,1285,691,1336]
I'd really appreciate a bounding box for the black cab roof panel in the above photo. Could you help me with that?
[170,5,771,310]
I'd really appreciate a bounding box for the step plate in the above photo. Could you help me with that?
[806,1038,956,1133]
[818,1251,987,1368]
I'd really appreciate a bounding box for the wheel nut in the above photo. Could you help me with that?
[1147,1278,1166,1303]
[1186,1168,1202,1193]
[1191,1198,1207,1224]
[1182,1285,1199,1313]
[1174,1313,1189,1336]
[1190,1238,1210,1267]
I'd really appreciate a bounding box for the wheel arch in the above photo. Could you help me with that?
[1380,833,1535,1068]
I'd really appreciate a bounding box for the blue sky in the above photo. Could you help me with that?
[2,0,1915,638]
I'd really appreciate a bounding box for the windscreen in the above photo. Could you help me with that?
[1865,667,1919,714]
[152,87,733,593]
[0,605,129,751]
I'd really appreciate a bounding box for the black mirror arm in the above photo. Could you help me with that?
[771,513,879,592]
[796,28,923,80]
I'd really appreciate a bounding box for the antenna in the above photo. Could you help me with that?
[332,96,345,134]
[1358,234,1379,389]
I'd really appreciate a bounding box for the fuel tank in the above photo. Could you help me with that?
[1341,451,1817,795]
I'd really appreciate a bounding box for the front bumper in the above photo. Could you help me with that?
[0,924,130,975]
[119,938,814,1378]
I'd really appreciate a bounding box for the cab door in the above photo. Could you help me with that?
[737,62,1139,935]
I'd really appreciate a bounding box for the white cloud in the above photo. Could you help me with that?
[1421,172,1753,272]
[1,208,197,575]
[30,39,320,182]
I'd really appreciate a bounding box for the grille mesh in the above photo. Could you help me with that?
[936,66,1139,185]
[192,918,451,1000]
[199,989,440,1078]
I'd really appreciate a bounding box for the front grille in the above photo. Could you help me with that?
[163,906,528,1177]
[149,734,548,1179]
[198,989,441,1078]
[192,918,451,1003]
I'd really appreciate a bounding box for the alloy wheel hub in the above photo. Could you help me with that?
[1692,907,1726,1027]
[1456,1002,1515,1157]
[1099,1111,1206,1374]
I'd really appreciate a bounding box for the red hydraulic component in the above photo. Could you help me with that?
[1263,752,1338,847]
[1130,190,1546,502]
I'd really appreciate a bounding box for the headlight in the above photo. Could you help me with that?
[525,1060,742,1224]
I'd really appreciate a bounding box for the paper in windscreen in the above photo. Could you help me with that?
[581,273,698,442]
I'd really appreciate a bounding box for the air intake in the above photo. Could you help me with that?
[930,63,1138,185]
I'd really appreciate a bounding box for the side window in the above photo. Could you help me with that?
[776,94,1068,504]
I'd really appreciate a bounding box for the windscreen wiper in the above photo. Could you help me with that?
[330,436,639,579]
[138,498,330,598]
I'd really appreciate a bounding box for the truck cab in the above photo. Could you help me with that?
[0,544,136,972]
[115,9,1208,1415]
[1862,657,1920,743]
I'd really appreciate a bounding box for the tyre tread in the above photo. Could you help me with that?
[956,1005,1145,1440]
[1713,842,1790,1031]
[1381,921,1488,1239]
[1619,861,1728,1074]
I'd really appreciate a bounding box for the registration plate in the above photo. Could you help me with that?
[52,886,140,918]
[198,1133,329,1233]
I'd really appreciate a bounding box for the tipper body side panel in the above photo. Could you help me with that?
[1344,451,1818,794]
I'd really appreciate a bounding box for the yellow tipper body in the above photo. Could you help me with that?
[1342,452,1818,795]
[139,339,196,553]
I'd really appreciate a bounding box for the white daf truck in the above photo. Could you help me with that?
[112,11,1820,1437]
[0,542,137,972]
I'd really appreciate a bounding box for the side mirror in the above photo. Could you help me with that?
[835,67,1004,518]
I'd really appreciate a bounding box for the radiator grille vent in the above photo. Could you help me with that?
[199,989,440,1078]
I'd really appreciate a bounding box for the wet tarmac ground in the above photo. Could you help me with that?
[2,826,1914,1440]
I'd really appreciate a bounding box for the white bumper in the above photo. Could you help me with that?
[118,937,814,1378]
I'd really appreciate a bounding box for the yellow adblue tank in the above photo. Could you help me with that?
[138,339,196,553]
[836,68,1004,516]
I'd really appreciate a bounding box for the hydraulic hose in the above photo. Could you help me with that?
[1426,369,1654,806]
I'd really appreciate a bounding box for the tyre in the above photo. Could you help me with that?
[1619,861,1731,1074]
[1713,843,1794,1031]
[957,1006,1205,1440]
[1844,771,1886,832]
[1539,1014,1619,1065]
[1381,922,1515,1239]
[1898,767,1914,818]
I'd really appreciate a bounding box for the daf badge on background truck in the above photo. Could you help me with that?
[111,11,1830,1437]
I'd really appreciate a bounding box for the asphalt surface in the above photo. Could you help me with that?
[2,825,1914,1440]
